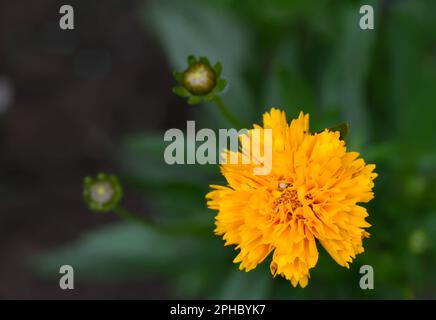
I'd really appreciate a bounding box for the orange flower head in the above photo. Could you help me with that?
[207,108,377,288]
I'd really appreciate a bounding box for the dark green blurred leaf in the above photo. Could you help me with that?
[320,2,377,148]
[263,41,315,116]
[213,268,272,299]
[384,0,436,152]
[36,222,227,282]
[118,133,217,186]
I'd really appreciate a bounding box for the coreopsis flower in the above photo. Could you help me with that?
[83,173,123,213]
[206,109,377,287]
[173,55,227,104]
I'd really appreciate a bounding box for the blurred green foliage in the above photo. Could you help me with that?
[37,0,436,298]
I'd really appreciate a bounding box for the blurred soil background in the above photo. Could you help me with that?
[0,0,179,299]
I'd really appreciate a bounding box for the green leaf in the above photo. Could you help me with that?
[215,78,227,93]
[199,56,211,66]
[213,61,222,77]
[262,40,315,118]
[118,133,217,189]
[118,132,219,238]
[35,223,193,279]
[384,0,436,152]
[172,86,190,97]
[187,54,196,66]
[173,71,183,83]
[212,267,272,299]
[320,2,377,148]
[35,223,225,281]
[203,93,216,102]
[187,95,202,105]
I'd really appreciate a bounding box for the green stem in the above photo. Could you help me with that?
[114,206,151,228]
[113,206,210,237]
[213,96,244,129]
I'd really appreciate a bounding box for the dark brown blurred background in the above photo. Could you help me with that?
[0,0,186,299]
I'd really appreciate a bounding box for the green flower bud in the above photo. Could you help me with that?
[173,55,227,105]
[83,173,123,213]
[182,62,216,95]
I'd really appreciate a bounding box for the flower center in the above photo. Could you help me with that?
[183,63,216,95]
[90,181,114,205]
[273,183,302,218]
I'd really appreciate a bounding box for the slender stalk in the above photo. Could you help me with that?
[213,96,244,129]
[114,206,151,228]
[113,206,210,237]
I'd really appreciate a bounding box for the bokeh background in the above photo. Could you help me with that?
[0,0,435,299]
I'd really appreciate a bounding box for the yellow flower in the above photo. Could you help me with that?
[206,108,377,288]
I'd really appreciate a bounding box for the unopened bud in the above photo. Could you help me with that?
[83,173,123,213]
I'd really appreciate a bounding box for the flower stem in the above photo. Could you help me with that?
[114,206,151,228]
[213,96,244,129]
[113,206,209,237]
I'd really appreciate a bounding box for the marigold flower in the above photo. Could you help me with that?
[206,108,377,288]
